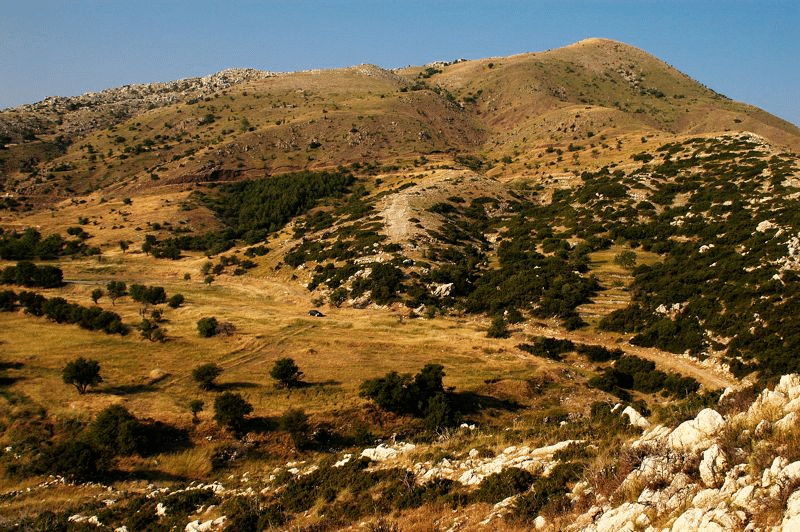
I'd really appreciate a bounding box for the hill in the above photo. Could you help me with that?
[0,39,800,531]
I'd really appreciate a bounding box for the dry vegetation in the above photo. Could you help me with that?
[0,38,799,530]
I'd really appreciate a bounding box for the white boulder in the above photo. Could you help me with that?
[668,409,724,452]
[699,444,728,488]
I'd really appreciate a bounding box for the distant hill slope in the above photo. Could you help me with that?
[0,39,797,200]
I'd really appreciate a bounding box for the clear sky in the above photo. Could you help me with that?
[2,1,798,126]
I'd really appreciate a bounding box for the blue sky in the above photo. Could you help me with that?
[2,1,798,126]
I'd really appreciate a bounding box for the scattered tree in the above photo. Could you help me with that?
[106,280,127,305]
[138,318,167,342]
[118,240,129,253]
[614,250,637,270]
[190,400,204,423]
[270,357,303,388]
[213,391,252,432]
[279,408,311,449]
[89,404,140,456]
[197,316,219,337]
[167,293,185,308]
[192,363,223,390]
[62,357,102,394]
[487,315,510,338]
[90,288,104,305]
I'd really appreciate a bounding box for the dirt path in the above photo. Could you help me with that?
[383,190,413,242]
[380,169,463,243]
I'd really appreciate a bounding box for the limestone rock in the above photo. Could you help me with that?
[360,442,416,462]
[699,444,728,488]
[622,405,650,429]
[783,489,800,530]
[670,507,742,531]
[583,502,649,532]
[775,411,798,433]
[668,409,724,452]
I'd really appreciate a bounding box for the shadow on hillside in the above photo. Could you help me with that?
[0,362,23,371]
[217,381,259,391]
[295,379,342,388]
[241,416,278,434]
[102,383,158,395]
[453,391,524,415]
[0,376,22,386]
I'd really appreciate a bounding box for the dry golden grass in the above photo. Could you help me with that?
[0,246,548,429]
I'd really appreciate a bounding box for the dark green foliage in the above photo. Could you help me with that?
[213,392,253,432]
[137,318,166,342]
[160,169,355,254]
[588,369,634,401]
[360,364,457,429]
[511,462,583,521]
[598,305,652,333]
[34,438,108,481]
[486,315,510,338]
[17,290,45,315]
[424,392,458,432]
[0,228,96,260]
[0,261,63,288]
[62,357,102,394]
[167,294,185,308]
[90,288,103,305]
[89,404,140,456]
[614,250,637,269]
[197,316,219,337]
[360,371,418,414]
[575,344,624,362]
[190,400,204,421]
[192,363,223,390]
[129,284,167,306]
[39,296,126,334]
[279,408,311,450]
[106,280,127,305]
[589,355,700,398]
[350,262,405,304]
[473,468,536,503]
[270,357,303,388]
[0,289,17,311]
[517,337,575,361]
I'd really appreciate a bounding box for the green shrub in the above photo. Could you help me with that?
[197,316,219,337]
[213,392,253,432]
[192,363,223,390]
[270,357,303,388]
[473,468,536,503]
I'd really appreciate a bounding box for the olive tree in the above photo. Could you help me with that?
[62,357,102,394]
[270,357,303,388]
[192,363,223,390]
[213,392,252,432]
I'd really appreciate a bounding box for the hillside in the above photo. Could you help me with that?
[1,39,800,531]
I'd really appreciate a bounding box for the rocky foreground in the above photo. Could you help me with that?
[52,376,800,531]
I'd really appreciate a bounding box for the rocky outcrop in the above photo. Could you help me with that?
[568,375,800,532]
[667,408,725,452]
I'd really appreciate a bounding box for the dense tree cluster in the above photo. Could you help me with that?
[360,364,457,430]
[155,169,356,255]
[0,228,99,260]
[0,261,63,288]
[0,288,127,334]
[589,354,700,400]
